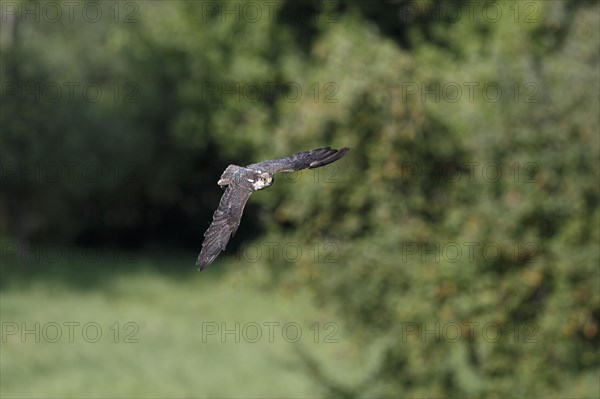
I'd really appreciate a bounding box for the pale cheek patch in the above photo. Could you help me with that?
[252,180,267,190]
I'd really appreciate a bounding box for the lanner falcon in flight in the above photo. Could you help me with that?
[197,146,350,270]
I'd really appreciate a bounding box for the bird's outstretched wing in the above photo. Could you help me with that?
[246,147,350,174]
[197,184,253,270]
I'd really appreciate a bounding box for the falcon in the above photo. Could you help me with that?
[197,146,350,270]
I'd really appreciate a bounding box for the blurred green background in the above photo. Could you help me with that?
[1,0,598,397]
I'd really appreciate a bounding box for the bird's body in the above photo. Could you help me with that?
[217,165,273,191]
[197,146,350,270]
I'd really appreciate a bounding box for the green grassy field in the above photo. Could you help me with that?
[0,252,366,398]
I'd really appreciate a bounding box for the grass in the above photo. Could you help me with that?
[0,249,363,398]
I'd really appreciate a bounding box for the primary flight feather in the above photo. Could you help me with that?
[197,146,350,270]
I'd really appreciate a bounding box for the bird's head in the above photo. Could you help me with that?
[251,172,273,190]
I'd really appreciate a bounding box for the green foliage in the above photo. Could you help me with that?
[252,2,599,397]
